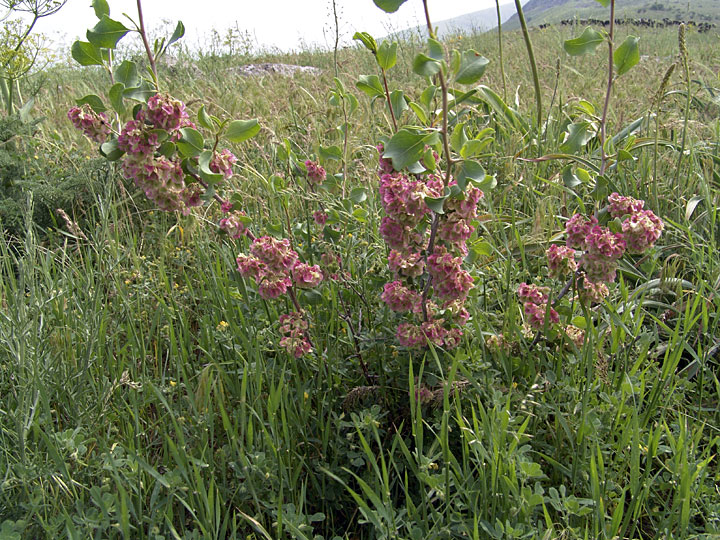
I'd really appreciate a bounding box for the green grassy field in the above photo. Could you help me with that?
[1,10,720,539]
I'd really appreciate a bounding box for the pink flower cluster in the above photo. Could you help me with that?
[517,282,559,330]
[67,105,111,143]
[305,160,326,185]
[236,236,323,300]
[69,93,238,215]
[546,245,578,278]
[279,312,312,358]
[211,149,238,179]
[563,193,663,291]
[376,146,482,349]
[219,211,249,238]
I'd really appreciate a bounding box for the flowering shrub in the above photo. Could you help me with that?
[67,104,110,143]
[377,153,481,350]
[518,192,663,342]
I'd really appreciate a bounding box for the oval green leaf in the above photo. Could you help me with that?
[226,119,260,143]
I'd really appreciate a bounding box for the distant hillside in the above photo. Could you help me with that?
[504,0,720,30]
[388,2,518,41]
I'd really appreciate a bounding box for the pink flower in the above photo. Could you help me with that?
[279,312,312,357]
[219,211,249,238]
[146,93,189,132]
[428,248,474,302]
[67,105,111,143]
[579,274,610,304]
[381,281,420,312]
[279,335,312,358]
[250,236,298,273]
[564,325,585,347]
[443,327,463,349]
[118,119,159,156]
[258,273,292,299]
[547,245,578,278]
[379,173,429,225]
[236,254,265,280]
[622,209,663,254]
[292,262,323,288]
[379,217,421,251]
[524,302,559,330]
[122,155,185,212]
[565,213,598,250]
[581,226,626,283]
[221,200,233,213]
[396,323,426,348]
[444,186,483,220]
[305,160,326,185]
[421,320,447,347]
[437,214,474,248]
[210,149,237,179]
[517,282,550,305]
[376,143,394,174]
[608,192,644,219]
[388,249,425,278]
[313,211,328,226]
[181,183,204,209]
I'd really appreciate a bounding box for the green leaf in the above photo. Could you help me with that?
[422,147,436,171]
[87,16,131,49]
[466,241,492,264]
[100,138,125,161]
[562,165,582,188]
[457,160,485,190]
[92,0,109,18]
[114,60,139,88]
[408,102,428,124]
[413,53,441,78]
[168,21,185,46]
[123,86,155,103]
[352,207,369,222]
[560,122,594,154]
[198,150,224,184]
[686,196,704,220]
[455,50,489,85]
[460,138,492,158]
[428,38,444,61]
[349,187,367,203]
[75,94,107,113]
[372,0,408,13]
[450,122,468,153]
[564,27,604,56]
[108,83,125,114]
[157,141,176,158]
[376,41,397,70]
[318,144,343,161]
[71,41,104,66]
[425,193,449,214]
[177,127,204,158]
[197,105,213,130]
[614,36,640,76]
[419,85,437,110]
[226,119,260,143]
[594,0,610,6]
[383,129,438,171]
[353,31,377,53]
[355,75,385,98]
[389,89,407,119]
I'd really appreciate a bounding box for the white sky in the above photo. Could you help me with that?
[24,0,507,52]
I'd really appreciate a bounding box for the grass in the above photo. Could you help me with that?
[0,14,719,539]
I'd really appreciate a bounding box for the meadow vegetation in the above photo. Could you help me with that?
[0,0,719,538]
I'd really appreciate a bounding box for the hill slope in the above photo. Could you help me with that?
[389,2,517,40]
[504,0,720,30]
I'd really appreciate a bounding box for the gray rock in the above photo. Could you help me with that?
[232,63,322,77]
